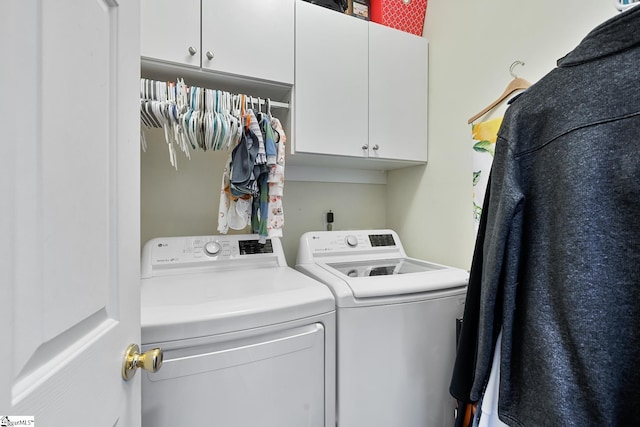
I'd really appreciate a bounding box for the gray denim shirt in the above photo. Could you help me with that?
[452,7,640,426]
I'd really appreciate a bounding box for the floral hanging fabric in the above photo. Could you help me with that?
[471,117,503,230]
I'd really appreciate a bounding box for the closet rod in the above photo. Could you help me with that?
[260,99,289,109]
[140,77,290,109]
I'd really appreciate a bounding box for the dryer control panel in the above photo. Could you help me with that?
[141,235,287,278]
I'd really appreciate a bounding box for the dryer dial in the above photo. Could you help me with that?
[345,235,358,248]
[204,241,222,256]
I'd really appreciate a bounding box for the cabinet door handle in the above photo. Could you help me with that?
[362,144,369,150]
[372,144,379,151]
[205,51,214,60]
[188,46,197,56]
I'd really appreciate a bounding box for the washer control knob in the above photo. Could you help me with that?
[204,241,222,256]
[345,235,358,248]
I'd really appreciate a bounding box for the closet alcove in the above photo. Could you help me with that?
[140,59,292,240]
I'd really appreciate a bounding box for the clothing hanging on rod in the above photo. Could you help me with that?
[140,77,289,169]
[614,0,640,11]
[217,95,288,243]
[140,77,288,243]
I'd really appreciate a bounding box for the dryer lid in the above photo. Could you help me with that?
[141,267,335,344]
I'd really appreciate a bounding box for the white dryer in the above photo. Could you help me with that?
[296,229,468,427]
[140,234,336,427]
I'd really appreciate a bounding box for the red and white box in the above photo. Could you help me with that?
[370,0,427,36]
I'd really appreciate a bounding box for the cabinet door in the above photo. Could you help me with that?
[294,0,368,158]
[141,0,200,67]
[369,23,428,162]
[202,0,294,84]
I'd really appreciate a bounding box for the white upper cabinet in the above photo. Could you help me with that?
[294,1,369,158]
[140,0,428,172]
[369,22,428,163]
[141,0,201,68]
[141,0,294,84]
[293,0,428,167]
[201,0,294,84]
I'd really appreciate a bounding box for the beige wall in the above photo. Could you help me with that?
[387,0,616,269]
[141,127,229,247]
[141,128,387,265]
[141,1,616,268]
[280,182,387,265]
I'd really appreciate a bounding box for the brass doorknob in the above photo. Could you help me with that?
[122,344,163,381]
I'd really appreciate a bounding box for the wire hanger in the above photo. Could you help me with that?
[468,61,532,124]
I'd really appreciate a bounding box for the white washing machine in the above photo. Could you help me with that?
[296,229,468,427]
[140,234,336,427]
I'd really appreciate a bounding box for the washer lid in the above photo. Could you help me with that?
[141,267,335,344]
[326,257,442,277]
[318,258,469,299]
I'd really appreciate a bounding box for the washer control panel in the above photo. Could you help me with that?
[141,235,284,278]
[297,229,405,264]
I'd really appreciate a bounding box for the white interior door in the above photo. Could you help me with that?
[0,0,141,424]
